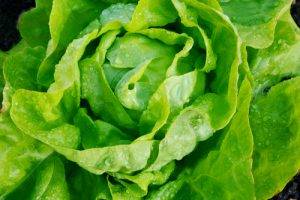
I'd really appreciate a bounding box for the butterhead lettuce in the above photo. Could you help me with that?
[0,0,299,199]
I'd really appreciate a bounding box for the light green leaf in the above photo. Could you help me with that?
[54,140,156,175]
[110,34,176,111]
[18,0,53,47]
[103,63,130,90]
[146,175,186,200]
[171,0,216,73]
[0,51,6,103]
[37,0,106,86]
[220,0,293,48]
[251,77,300,200]
[11,89,80,149]
[126,0,178,32]
[67,164,111,200]
[100,3,136,26]
[10,31,98,149]
[107,33,176,69]
[48,0,105,52]
[135,28,198,77]
[2,45,45,111]
[74,108,132,149]
[139,70,205,136]
[188,79,255,199]
[113,162,175,197]
[80,30,137,130]
[0,113,52,198]
[48,29,99,118]
[3,46,45,91]
[5,156,70,200]
[249,13,300,94]
[148,0,241,171]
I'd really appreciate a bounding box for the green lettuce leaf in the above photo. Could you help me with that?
[220,0,293,48]
[80,30,137,130]
[108,162,175,199]
[126,0,178,31]
[251,77,300,200]
[66,164,111,200]
[74,108,132,149]
[18,0,53,47]
[1,0,300,199]
[146,78,255,200]
[0,51,6,102]
[37,0,106,86]
[2,45,45,111]
[10,30,99,149]
[147,0,241,171]
[0,113,52,198]
[249,13,300,95]
[5,155,69,200]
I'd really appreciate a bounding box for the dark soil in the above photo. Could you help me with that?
[0,0,300,199]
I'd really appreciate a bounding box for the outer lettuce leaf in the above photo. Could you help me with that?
[10,30,99,149]
[48,0,105,54]
[220,0,293,48]
[249,13,300,94]
[11,89,80,148]
[0,51,6,103]
[18,0,53,47]
[3,46,45,91]
[250,77,300,200]
[53,139,156,175]
[2,0,300,199]
[5,156,69,200]
[0,113,52,198]
[37,0,106,86]
[188,79,255,199]
[2,45,45,111]
[100,0,138,4]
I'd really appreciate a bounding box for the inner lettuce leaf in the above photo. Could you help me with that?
[146,78,254,200]
[0,0,299,199]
